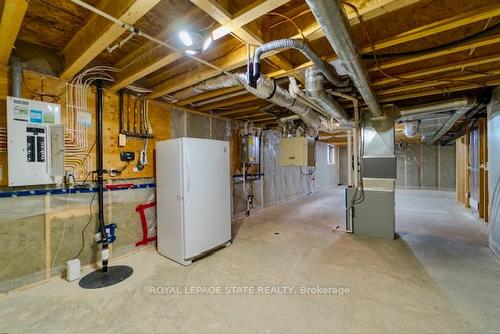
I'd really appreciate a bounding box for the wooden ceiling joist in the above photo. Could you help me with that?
[359,4,500,53]
[368,33,500,72]
[377,68,500,96]
[190,0,296,76]
[215,105,265,116]
[199,94,258,111]
[60,0,160,80]
[177,87,244,106]
[111,51,182,92]
[235,112,272,120]
[379,78,500,102]
[372,53,500,87]
[152,0,496,99]
[0,0,28,66]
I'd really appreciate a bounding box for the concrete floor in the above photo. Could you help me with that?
[1,187,500,333]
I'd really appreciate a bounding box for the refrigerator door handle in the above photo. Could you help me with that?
[185,151,191,194]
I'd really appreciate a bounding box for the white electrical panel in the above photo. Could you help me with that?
[7,97,64,186]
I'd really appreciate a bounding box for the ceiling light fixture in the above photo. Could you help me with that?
[178,30,213,55]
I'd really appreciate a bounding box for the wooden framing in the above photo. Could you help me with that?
[479,118,489,222]
[61,0,160,79]
[150,0,428,98]
[177,87,244,106]
[372,54,500,87]
[359,4,500,53]
[199,94,258,111]
[0,0,28,66]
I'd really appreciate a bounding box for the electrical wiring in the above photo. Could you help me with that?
[73,190,97,260]
[342,1,490,89]
[299,166,316,176]
[267,9,312,30]
[361,22,500,60]
[263,12,306,40]
[21,70,68,102]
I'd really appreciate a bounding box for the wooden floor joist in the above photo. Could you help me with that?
[0,0,28,66]
[199,94,258,111]
[372,54,500,87]
[177,87,244,106]
[61,0,160,80]
[379,78,500,102]
[150,0,427,98]
[377,69,500,95]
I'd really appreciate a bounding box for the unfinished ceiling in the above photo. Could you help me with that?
[8,0,500,132]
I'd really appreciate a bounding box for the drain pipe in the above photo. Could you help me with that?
[305,0,382,117]
[10,56,22,97]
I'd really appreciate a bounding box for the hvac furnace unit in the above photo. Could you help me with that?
[156,138,231,266]
[7,97,64,186]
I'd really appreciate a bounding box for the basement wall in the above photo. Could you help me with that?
[395,142,456,190]
[488,86,500,256]
[0,69,337,292]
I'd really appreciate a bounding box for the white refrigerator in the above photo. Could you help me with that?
[156,138,231,265]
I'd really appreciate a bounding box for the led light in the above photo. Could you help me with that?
[178,31,193,47]
[203,36,213,51]
[185,49,197,55]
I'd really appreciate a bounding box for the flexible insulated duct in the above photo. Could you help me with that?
[305,0,382,116]
[305,68,350,124]
[251,39,350,88]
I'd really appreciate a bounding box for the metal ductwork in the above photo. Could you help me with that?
[305,68,350,124]
[429,101,477,144]
[250,39,350,88]
[398,97,475,120]
[394,97,477,142]
[305,0,382,117]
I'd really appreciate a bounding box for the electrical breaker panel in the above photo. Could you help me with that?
[7,97,64,186]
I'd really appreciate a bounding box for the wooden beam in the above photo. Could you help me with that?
[379,78,500,102]
[208,0,290,40]
[360,4,500,53]
[199,95,258,111]
[215,105,265,116]
[236,112,272,120]
[110,8,203,91]
[149,0,449,98]
[368,33,500,72]
[178,87,244,106]
[190,0,295,75]
[377,68,500,95]
[111,51,182,91]
[249,116,277,122]
[0,0,28,66]
[61,0,160,79]
[373,54,500,87]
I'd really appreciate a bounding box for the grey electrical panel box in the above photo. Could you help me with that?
[50,124,65,177]
[240,135,260,165]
